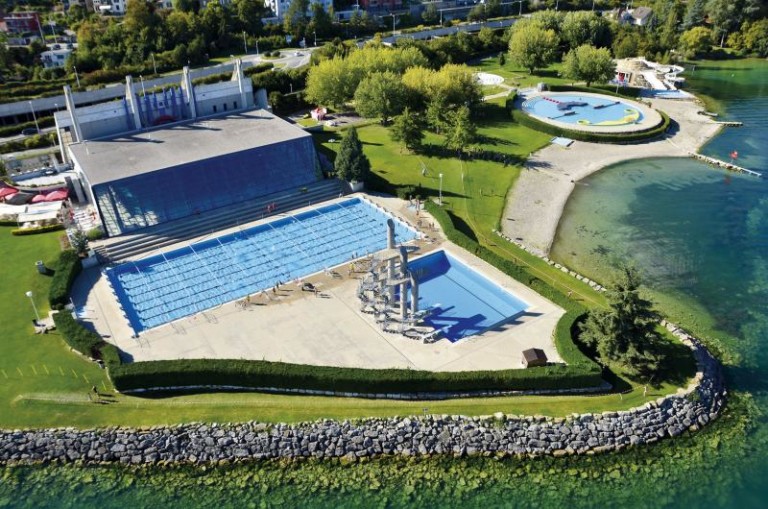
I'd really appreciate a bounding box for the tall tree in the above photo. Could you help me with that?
[353,71,408,123]
[422,3,438,25]
[508,24,558,74]
[335,127,371,183]
[678,26,714,58]
[579,266,663,377]
[283,0,310,38]
[232,0,266,35]
[561,44,615,87]
[390,107,424,152]
[444,106,477,155]
[682,0,707,30]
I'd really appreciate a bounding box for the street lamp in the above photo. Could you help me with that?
[438,173,444,205]
[28,101,39,133]
[242,31,248,54]
[26,291,40,322]
[314,30,317,47]
[255,39,259,56]
[73,66,80,88]
[139,75,146,96]
[151,53,157,75]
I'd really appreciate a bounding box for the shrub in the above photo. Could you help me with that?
[86,227,104,241]
[49,250,82,310]
[11,224,64,236]
[52,311,105,359]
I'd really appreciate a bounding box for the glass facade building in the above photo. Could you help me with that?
[93,137,319,236]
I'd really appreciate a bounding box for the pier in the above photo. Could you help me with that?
[713,120,743,127]
[690,152,762,178]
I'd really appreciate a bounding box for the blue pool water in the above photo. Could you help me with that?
[407,251,528,341]
[106,198,418,333]
[522,94,643,126]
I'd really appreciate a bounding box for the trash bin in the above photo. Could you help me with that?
[35,261,47,275]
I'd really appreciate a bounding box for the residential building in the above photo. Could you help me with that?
[41,47,74,69]
[3,12,41,35]
[92,0,127,14]
[265,0,334,20]
[359,0,402,11]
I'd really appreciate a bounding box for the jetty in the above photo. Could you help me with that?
[714,120,743,127]
[690,153,762,178]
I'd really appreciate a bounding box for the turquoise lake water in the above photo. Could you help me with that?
[1,60,767,508]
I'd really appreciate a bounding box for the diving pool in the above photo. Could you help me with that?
[106,198,419,333]
[522,94,643,126]
[407,250,529,341]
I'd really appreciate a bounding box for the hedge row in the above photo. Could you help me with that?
[52,311,120,367]
[109,357,600,393]
[0,116,55,138]
[548,84,644,98]
[11,224,64,236]
[49,250,81,311]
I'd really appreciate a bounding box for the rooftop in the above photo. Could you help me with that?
[69,109,310,186]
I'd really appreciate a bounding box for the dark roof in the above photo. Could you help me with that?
[522,348,547,363]
[632,7,653,20]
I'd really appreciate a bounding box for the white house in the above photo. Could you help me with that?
[41,48,73,69]
[92,0,127,14]
[264,0,334,20]
[627,7,653,26]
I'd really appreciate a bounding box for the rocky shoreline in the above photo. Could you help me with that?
[0,330,725,465]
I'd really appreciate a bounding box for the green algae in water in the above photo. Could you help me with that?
[0,394,760,509]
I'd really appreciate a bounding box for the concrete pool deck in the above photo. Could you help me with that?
[72,195,564,372]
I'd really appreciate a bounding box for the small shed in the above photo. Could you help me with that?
[522,348,548,368]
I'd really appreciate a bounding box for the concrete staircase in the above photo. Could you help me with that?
[95,179,346,263]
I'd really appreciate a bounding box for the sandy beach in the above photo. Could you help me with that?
[501,97,724,256]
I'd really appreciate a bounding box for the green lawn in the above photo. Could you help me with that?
[473,58,573,89]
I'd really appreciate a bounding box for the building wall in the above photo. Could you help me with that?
[3,12,41,34]
[265,0,333,19]
[91,137,320,236]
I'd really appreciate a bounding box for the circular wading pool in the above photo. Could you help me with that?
[520,91,662,134]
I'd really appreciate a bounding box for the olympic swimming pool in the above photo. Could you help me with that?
[407,251,529,341]
[106,198,419,333]
[522,94,643,126]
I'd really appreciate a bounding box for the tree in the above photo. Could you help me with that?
[508,24,558,74]
[335,127,371,183]
[561,44,615,87]
[353,71,408,123]
[172,0,196,12]
[560,11,611,51]
[304,57,354,108]
[283,0,310,38]
[232,0,266,35]
[579,266,663,377]
[682,0,707,30]
[422,3,438,25]
[678,26,714,58]
[444,106,477,155]
[390,107,424,152]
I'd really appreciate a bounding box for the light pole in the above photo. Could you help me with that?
[26,291,40,322]
[314,30,317,47]
[438,173,444,205]
[151,53,157,75]
[555,0,560,10]
[242,31,248,54]
[73,66,80,88]
[139,75,146,96]
[592,0,596,11]
[28,101,39,133]
[255,39,259,56]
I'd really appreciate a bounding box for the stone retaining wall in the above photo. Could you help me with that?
[0,329,725,465]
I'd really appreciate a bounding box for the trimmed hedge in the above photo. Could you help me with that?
[53,311,120,367]
[49,250,82,311]
[548,84,644,98]
[510,85,671,144]
[11,224,64,236]
[109,357,600,393]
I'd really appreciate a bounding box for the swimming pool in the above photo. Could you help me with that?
[522,94,643,126]
[106,198,419,333]
[406,250,529,341]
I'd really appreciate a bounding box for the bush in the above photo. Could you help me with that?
[11,224,65,236]
[86,227,104,241]
[52,311,113,362]
[49,250,82,311]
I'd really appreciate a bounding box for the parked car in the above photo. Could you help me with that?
[21,128,39,136]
